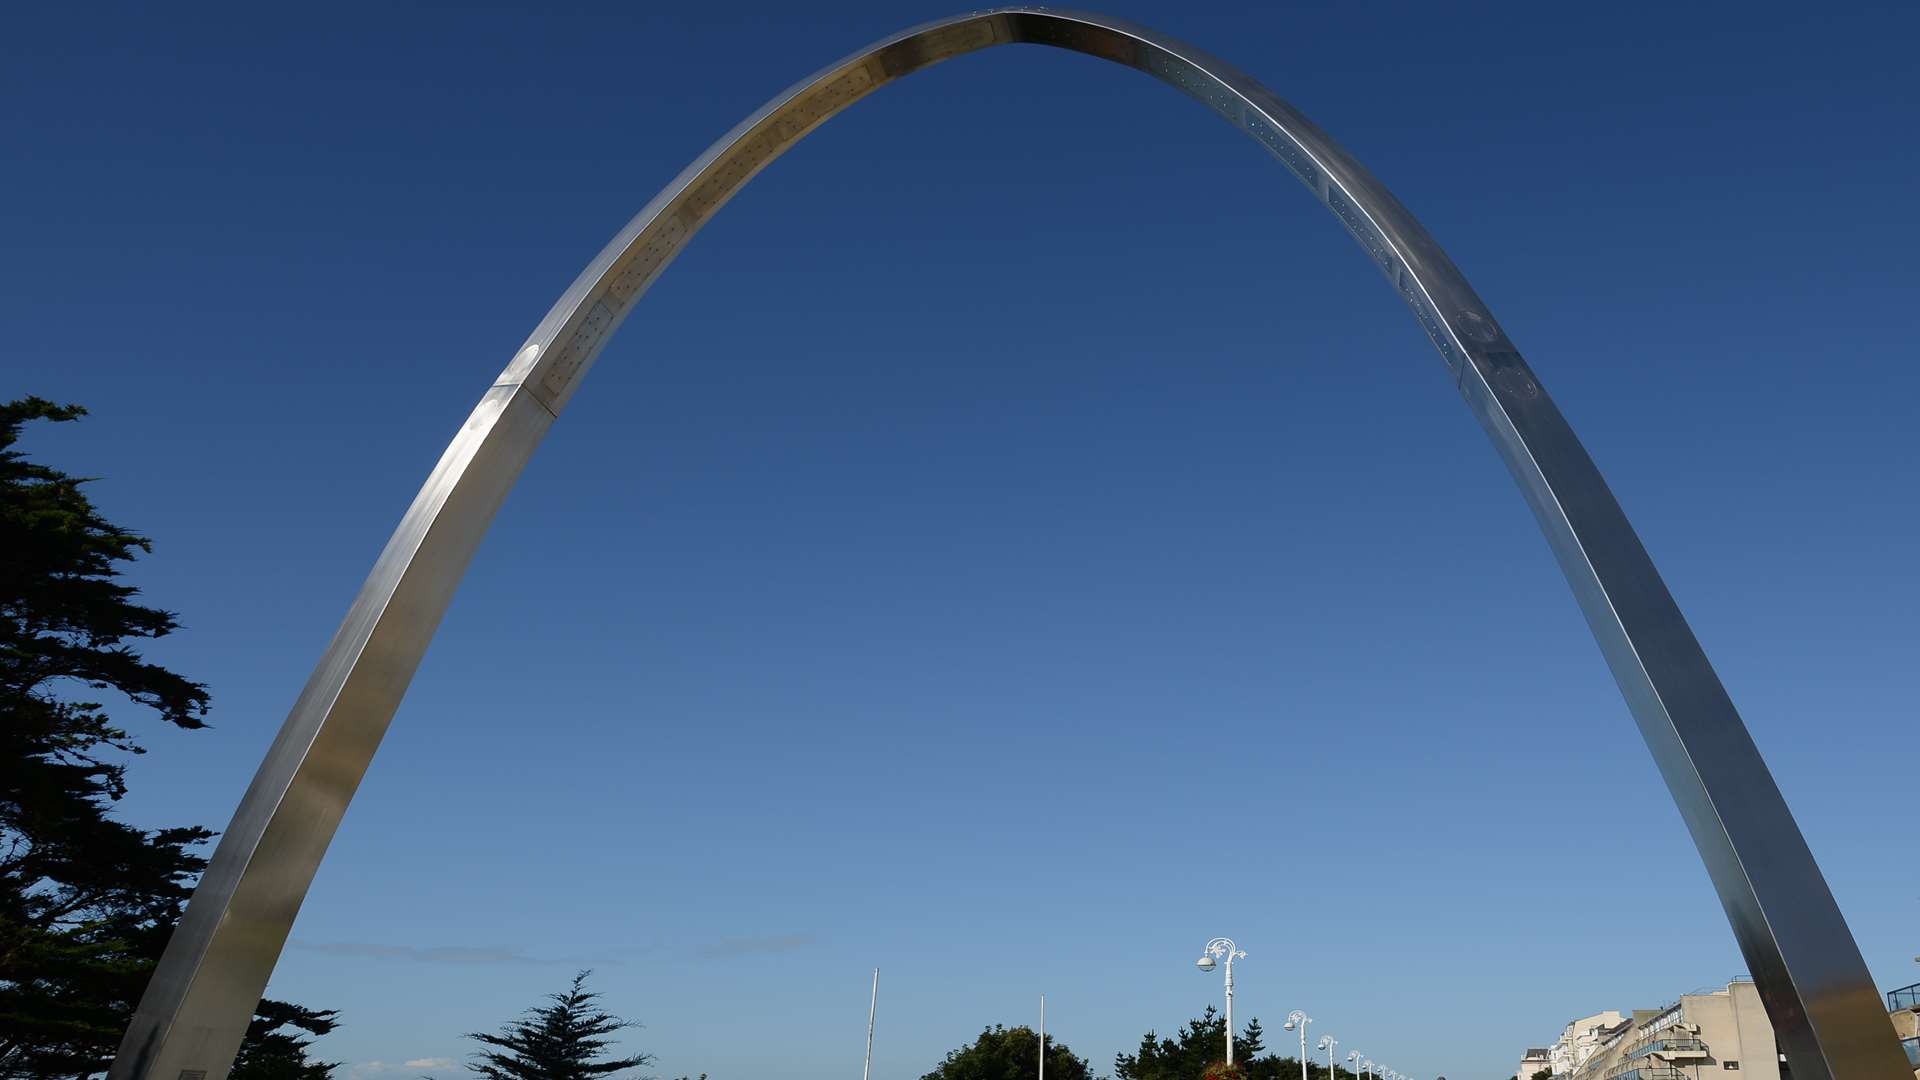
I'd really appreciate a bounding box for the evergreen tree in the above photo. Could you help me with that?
[1241,1018,1267,1059]
[1115,1007,1343,1080]
[465,971,653,1080]
[0,398,336,1076]
[1116,1006,1267,1080]
[920,1023,1094,1080]
[231,1001,342,1080]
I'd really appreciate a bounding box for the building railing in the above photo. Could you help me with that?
[1889,982,1920,1013]
[1598,1007,1680,1056]
[1605,1066,1692,1080]
[1900,1036,1918,1069]
[1613,1020,1690,1064]
[1626,1040,1706,1061]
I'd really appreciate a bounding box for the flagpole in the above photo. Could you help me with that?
[863,969,879,1080]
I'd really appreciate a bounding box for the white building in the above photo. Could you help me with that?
[1550,1012,1629,1077]
[1561,979,1778,1080]
[1515,1048,1552,1080]
[1527,974,1920,1080]
[1888,978,1919,1079]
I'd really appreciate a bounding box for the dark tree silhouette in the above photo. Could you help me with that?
[920,1023,1094,1080]
[0,398,337,1077]
[1116,1006,1358,1080]
[465,971,653,1080]
[231,1001,342,1080]
[1116,1006,1265,1080]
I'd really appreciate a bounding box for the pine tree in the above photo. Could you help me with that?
[1240,1017,1267,1060]
[465,971,653,1080]
[0,398,337,1076]
[1115,1006,1328,1080]
[231,1001,342,1080]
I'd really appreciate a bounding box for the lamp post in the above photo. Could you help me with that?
[1319,1035,1338,1080]
[1195,938,1247,1065]
[1285,1012,1312,1080]
[1348,1051,1362,1080]
[1363,1058,1375,1080]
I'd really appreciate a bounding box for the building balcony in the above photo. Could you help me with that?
[1627,1040,1708,1062]
[1889,982,1920,1013]
[1900,1036,1918,1069]
[1606,1066,1692,1080]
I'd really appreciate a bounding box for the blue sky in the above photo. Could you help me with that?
[4,1,1917,1078]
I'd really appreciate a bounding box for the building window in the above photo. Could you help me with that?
[1723,1063,1740,1071]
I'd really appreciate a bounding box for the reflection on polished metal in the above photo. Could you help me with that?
[110,9,1905,1080]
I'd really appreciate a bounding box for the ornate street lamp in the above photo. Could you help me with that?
[1318,1035,1338,1080]
[1285,1011,1313,1080]
[1195,938,1247,1065]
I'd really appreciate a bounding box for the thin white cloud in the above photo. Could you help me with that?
[711,932,819,958]
[291,932,818,966]
[290,939,538,965]
[349,1060,458,1080]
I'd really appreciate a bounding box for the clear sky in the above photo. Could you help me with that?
[4,1,1917,1078]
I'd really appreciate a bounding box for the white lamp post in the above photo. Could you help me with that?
[1285,1012,1312,1080]
[1195,938,1247,1064]
[1319,1035,1338,1080]
[1364,1058,1375,1080]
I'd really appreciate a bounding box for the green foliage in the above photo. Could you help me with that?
[0,398,335,1076]
[920,1023,1094,1080]
[231,1000,342,1080]
[1531,1070,1554,1080]
[1115,1007,1358,1080]
[1115,1006,1265,1080]
[464,971,653,1080]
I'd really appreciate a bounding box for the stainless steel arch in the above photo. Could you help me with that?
[111,10,1907,1080]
